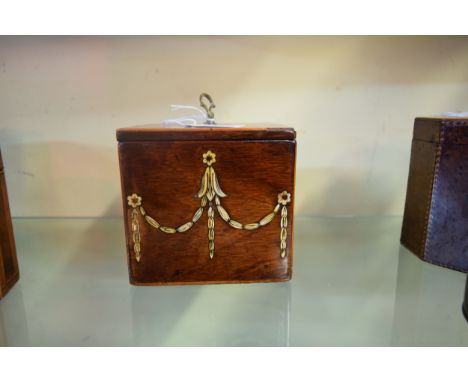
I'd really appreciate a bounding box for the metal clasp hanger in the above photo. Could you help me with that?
[199,93,216,125]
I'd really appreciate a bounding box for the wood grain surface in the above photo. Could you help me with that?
[118,127,296,285]
[117,125,295,142]
[0,149,20,298]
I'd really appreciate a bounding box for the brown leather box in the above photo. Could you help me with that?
[0,149,19,298]
[117,125,296,285]
[401,117,468,272]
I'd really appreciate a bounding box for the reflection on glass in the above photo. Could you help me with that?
[130,282,291,346]
[0,286,29,346]
[391,246,468,346]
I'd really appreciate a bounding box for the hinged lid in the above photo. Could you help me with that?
[117,124,296,142]
[414,117,468,145]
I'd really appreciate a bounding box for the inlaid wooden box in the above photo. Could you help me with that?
[401,117,468,272]
[117,126,296,285]
[0,149,19,298]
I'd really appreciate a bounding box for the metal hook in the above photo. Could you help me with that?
[199,93,216,124]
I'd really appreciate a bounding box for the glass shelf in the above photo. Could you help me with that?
[0,216,466,346]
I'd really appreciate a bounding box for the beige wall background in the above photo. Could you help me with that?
[0,36,467,217]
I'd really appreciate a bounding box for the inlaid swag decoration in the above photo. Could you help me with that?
[127,150,291,262]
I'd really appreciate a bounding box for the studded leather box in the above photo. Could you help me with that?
[401,118,468,272]
[117,125,296,285]
[0,149,19,298]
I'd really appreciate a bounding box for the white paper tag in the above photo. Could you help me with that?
[440,111,468,117]
[162,104,244,128]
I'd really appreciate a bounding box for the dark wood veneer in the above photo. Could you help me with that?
[0,149,19,298]
[118,125,296,285]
